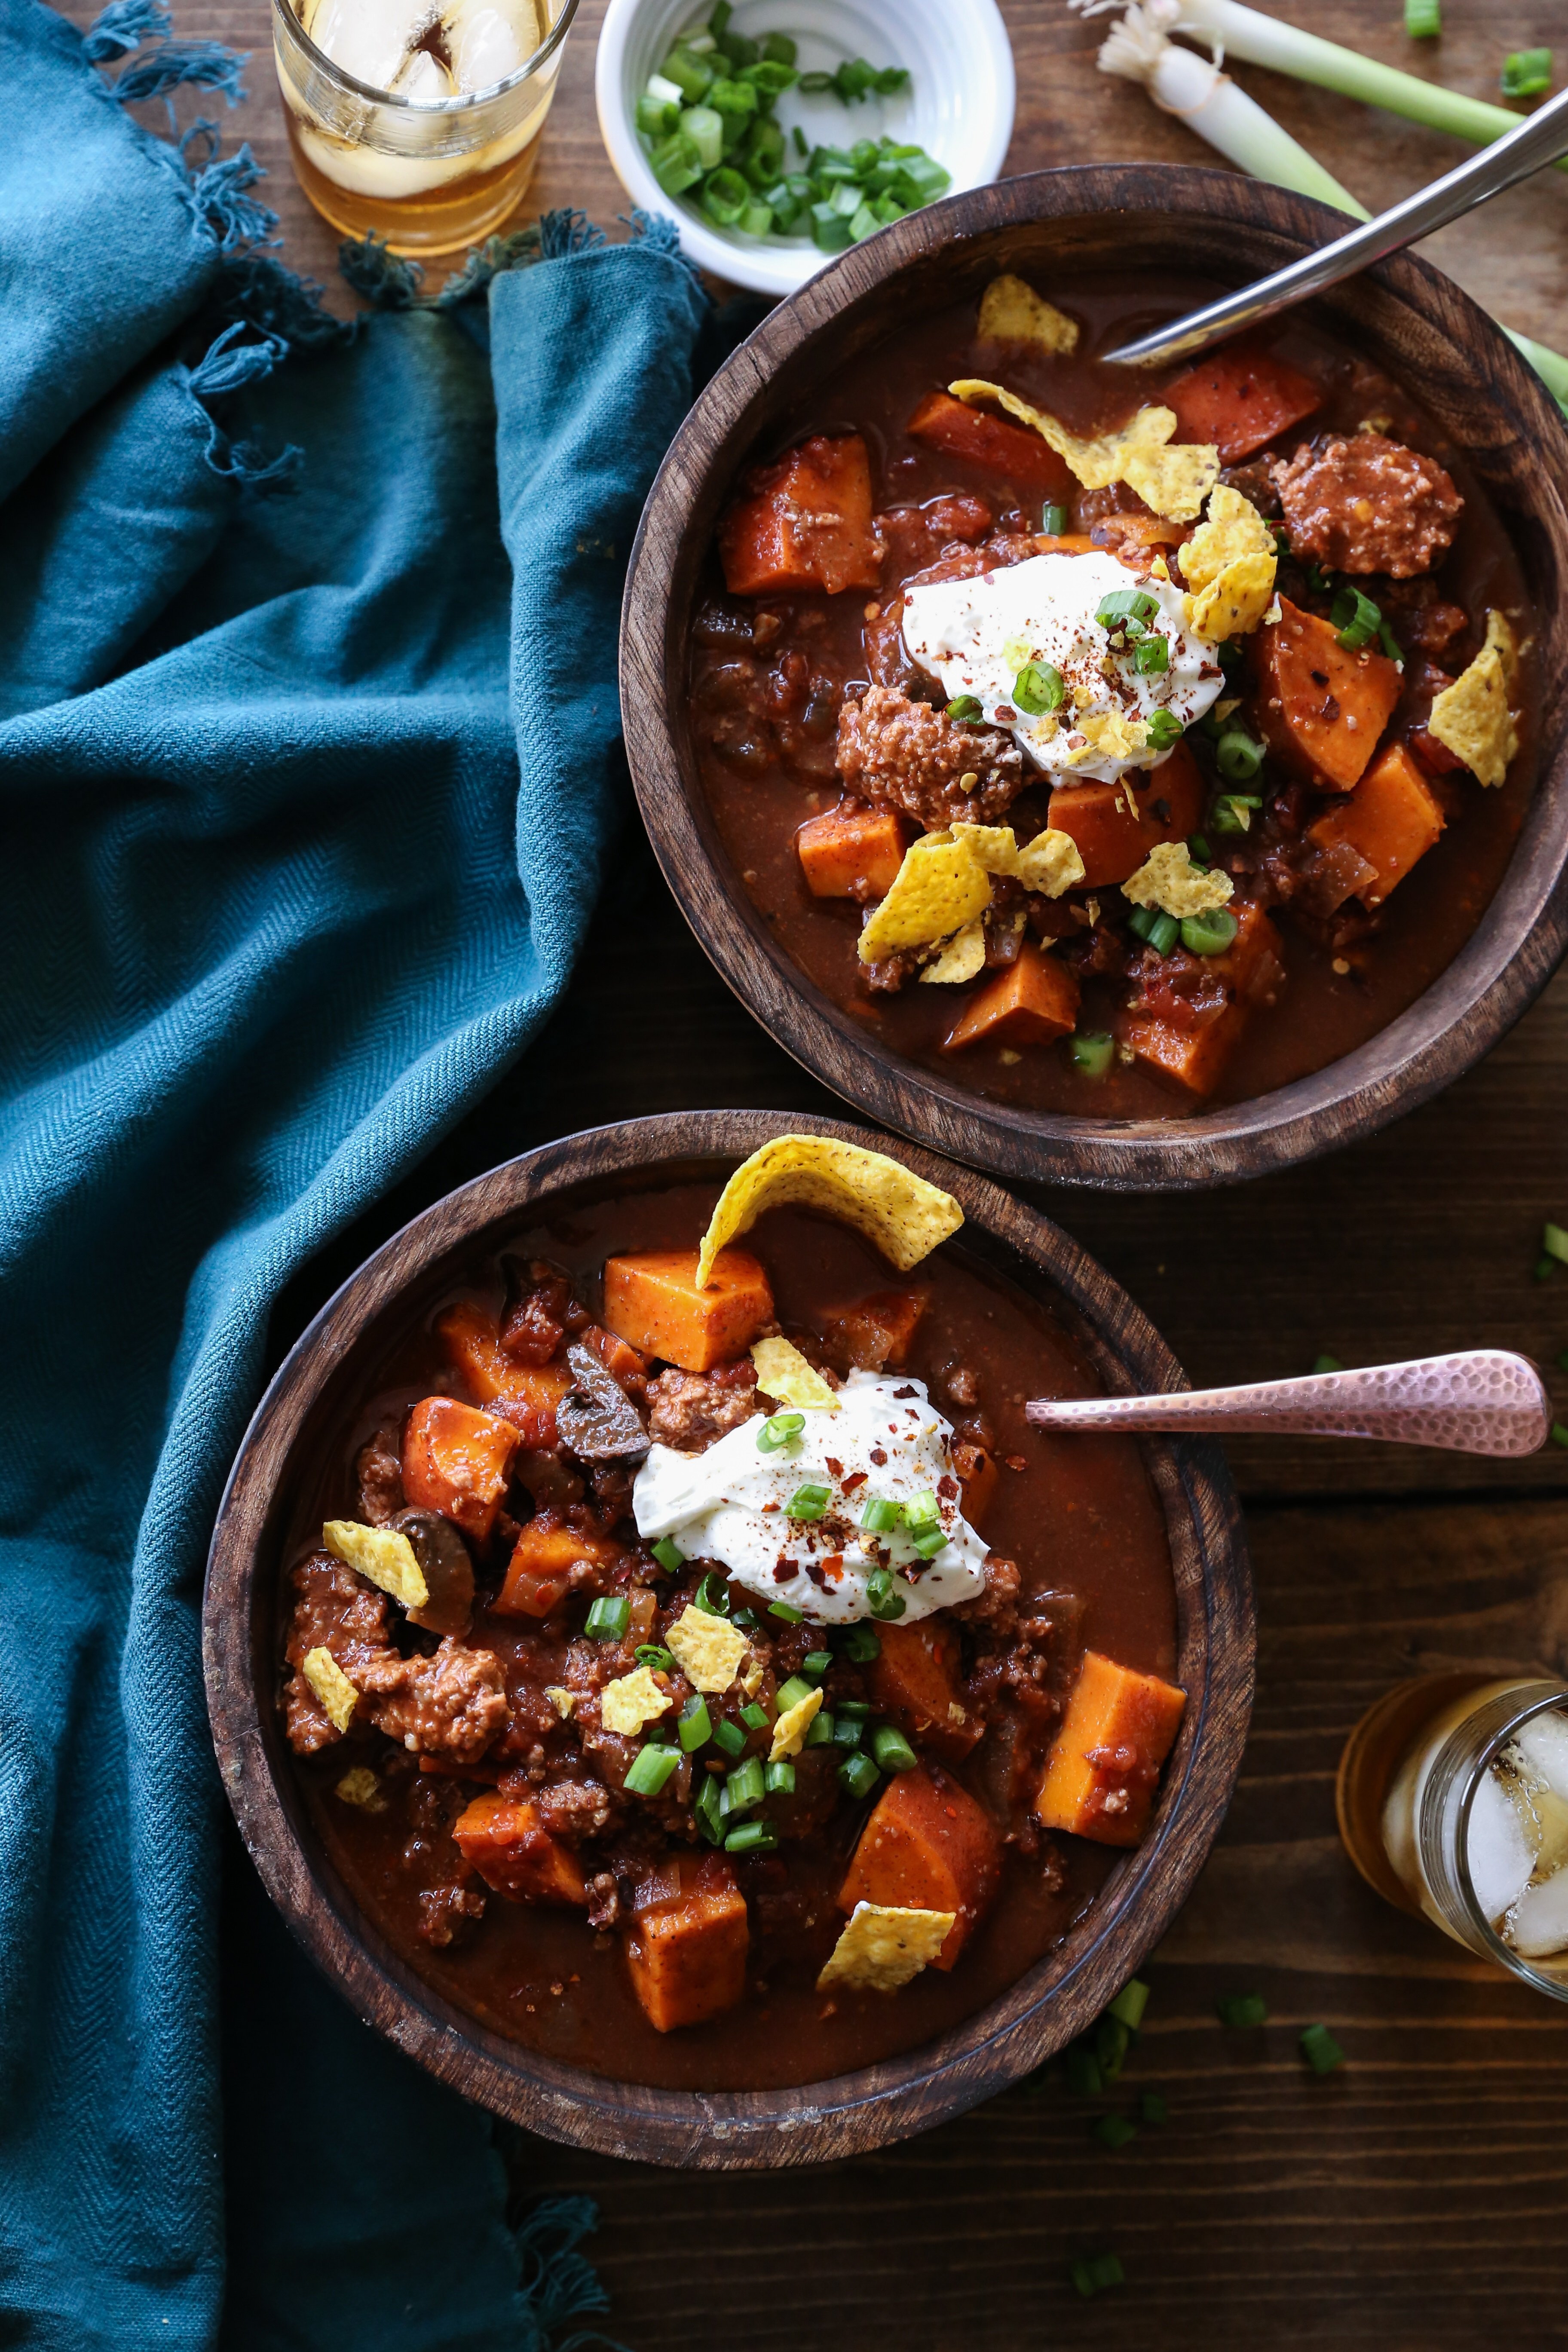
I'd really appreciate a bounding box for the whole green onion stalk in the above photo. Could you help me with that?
[1075,0,1568,415]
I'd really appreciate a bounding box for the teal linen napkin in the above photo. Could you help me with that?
[0,3,707,2342]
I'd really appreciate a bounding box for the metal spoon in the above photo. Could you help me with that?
[1102,82,1568,369]
[1025,1350,1552,1457]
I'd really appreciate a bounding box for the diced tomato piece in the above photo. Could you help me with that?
[1164,340,1323,463]
[1044,738,1207,888]
[577,1323,651,1385]
[818,1289,926,1371]
[943,943,1080,1053]
[454,1792,587,1904]
[1408,723,1465,778]
[796,799,910,901]
[402,1396,518,1543]
[838,1764,1000,1968]
[624,1854,749,2031]
[869,1622,982,1764]
[1035,1650,1187,1847]
[906,391,1074,497]
[1252,598,1402,790]
[718,432,881,597]
[1307,739,1445,909]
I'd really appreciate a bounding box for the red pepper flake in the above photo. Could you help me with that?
[761,1500,781,1512]
[821,1555,845,1583]
[825,1457,844,1479]
[1004,1454,1028,1472]
[870,1447,887,1466]
[937,1474,958,1501]
[772,1561,793,1581]
[841,1470,867,1494]
[803,1560,827,1588]
[893,1384,917,1400]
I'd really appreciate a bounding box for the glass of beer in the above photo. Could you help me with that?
[1338,1673,1568,2001]
[272,0,579,256]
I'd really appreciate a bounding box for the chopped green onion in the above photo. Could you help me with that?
[1145,710,1183,750]
[1551,1423,1568,1450]
[1011,662,1064,717]
[624,1743,680,1797]
[1108,1978,1150,2032]
[1180,907,1238,958]
[1041,502,1067,536]
[712,1716,747,1758]
[909,1524,948,1559]
[1299,2021,1346,2074]
[1145,912,1179,956]
[810,201,854,252]
[802,1649,833,1676]
[870,1723,918,1773]
[705,74,758,119]
[1331,583,1382,651]
[1124,905,1156,943]
[707,0,731,32]
[678,1694,712,1751]
[1216,1991,1267,2029]
[731,1607,761,1633]
[765,1757,796,1796]
[1544,1222,1568,1265]
[774,1675,815,1712]
[906,1488,937,1522]
[792,124,808,157]
[761,30,796,65]
[946,694,984,722]
[1377,616,1403,665]
[848,201,880,242]
[1312,1352,1344,1375]
[1403,0,1439,37]
[693,1570,731,1617]
[740,1701,769,1731]
[683,26,716,50]
[650,1537,684,1574]
[768,1597,805,1623]
[1068,1031,1115,1079]
[1063,2041,1102,2097]
[1210,792,1262,835]
[866,1568,907,1622]
[1215,728,1265,783]
[839,1624,881,1662]
[659,45,714,102]
[1188,830,1212,861]
[695,1771,724,1844]
[860,1495,900,1533]
[724,1818,778,1854]
[723,1756,765,1815]
[1501,47,1552,99]
[680,102,724,169]
[583,1596,629,1641]
[636,92,680,137]
[1095,2013,1130,2080]
[1069,2254,1125,2301]
[830,1712,864,1750]
[701,164,752,226]
[787,1483,831,1521]
[836,1699,871,1721]
[1134,634,1170,675]
[646,69,685,105]
[635,1644,676,1672]
[837,1750,881,1800]
[1096,587,1161,630]
[757,1409,805,1453]
[1537,1256,1559,1282]
[649,129,704,196]
[1093,2113,1138,2152]
[805,1711,836,1749]
[1140,2090,1169,2126]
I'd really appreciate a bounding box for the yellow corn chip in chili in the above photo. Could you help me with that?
[600,1665,672,1738]
[664,1605,749,1694]
[947,380,1219,521]
[695,1136,963,1288]
[334,1766,385,1810]
[1179,486,1279,640]
[770,1685,823,1761]
[1427,609,1520,787]
[858,832,992,964]
[303,1645,359,1734]
[816,1901,956,1993]
[1070,710,1148,766]
[322,1519,429,1611]
[977,273,1079,354]
[918,919,987,985]
[751,1334,840,1411]
[949,823,1084,895]
[1122,839,1234,919]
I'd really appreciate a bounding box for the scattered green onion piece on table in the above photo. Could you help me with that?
[804,1710,835,1746]
[740,1701,769,1731]
[1064,2041,1102,2098]
[869,1723,918,1773]
[788,1483,831,1520]
[1403,0,1439,33]
[1501,48,1552,100]
[1108,1978,1151,2032]
[678,1694,713,1751]
[1181,907,1238,957]
[1041,501,1067,536]
[1140,2090,1169,2125]
[1095,2013,1130,2080]
[1069,2254,1125,2301]
[1012,662,1065,716]
[1093,2113,1138,2152]
[1537,1256,1559,1282]
[651,1537,684,1574]
[1145,710,1183,750]
[838,1750,881,1800]
[1543,1223,1568,1265]
[866,1568,907,1621]
[1299,2022,1346,2074]
[693,1571,731,1616]
[1215,729,1265,783]
[1068,1031,1115,1078]
[711,1717,747,1759]
[695,1772,724,1844]
[583,1596,629,1641]
[764,1758,796,1797]
[1551,1423,1568,1451]
[769,1597,804,1623]
[1216,1991,1268,2029]
[775,1675,815,1712]
[724,1819,778,1854]
[624,1743,680,1797]
[1313,1353,1344,1376]
[840,1624,880,1663]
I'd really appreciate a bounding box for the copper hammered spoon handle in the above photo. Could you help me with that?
[1024,1350,1552,1458]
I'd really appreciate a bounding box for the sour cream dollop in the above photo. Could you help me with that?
[901,549,1221,784]
[631,1369,989,1625]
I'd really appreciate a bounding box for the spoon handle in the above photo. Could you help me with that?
[1103,83,1568,368]
[1025,1351,1551,1457]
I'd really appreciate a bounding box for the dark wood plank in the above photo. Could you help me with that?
[517,1494,1568,2351]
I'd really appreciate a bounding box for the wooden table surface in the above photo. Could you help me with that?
[144,0,1568,2338]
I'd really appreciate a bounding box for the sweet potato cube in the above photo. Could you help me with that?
[578,1323,651,1385]
[603,1249,774,1373]
[1119,1002,1246,1101]
[818,1289,926,1371]
[453,1792,587,1905]
[718,432,881,597]
[1307,739,1444,909]
[436,1301,573,1447]
[624,1856,749,2032]
[943,943,1080,1054]
[1044,739,1206,888]
[495,1516,626,1619]
[906,390,1074,497]
[869,1622,982,1764]
[1035,1650,1187,1848]
[839,1765,1000,1967]
[1253,598,1402,790]
[1165,340,1323,463]
[797,799,910,901]
[402,1396,518,1543]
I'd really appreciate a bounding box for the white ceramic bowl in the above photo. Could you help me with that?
[594,0,1016,296]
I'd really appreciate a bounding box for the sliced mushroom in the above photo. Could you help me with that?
[390,1509,476,1637]
[555,1341,649,1463]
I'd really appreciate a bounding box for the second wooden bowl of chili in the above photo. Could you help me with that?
[204,1111,1252,2163]
[620,165,1568,1189]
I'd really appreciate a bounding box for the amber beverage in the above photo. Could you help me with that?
[272,0,577,255]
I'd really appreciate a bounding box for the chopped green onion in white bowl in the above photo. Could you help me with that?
[595,0,1016,294]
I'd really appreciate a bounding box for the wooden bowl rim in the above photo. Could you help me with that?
[204,1109,1253,2168]
[619,163,1568,1194]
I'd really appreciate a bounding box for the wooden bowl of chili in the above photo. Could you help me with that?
[619,165,1568,1189]
[204,1110,1252,2163]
